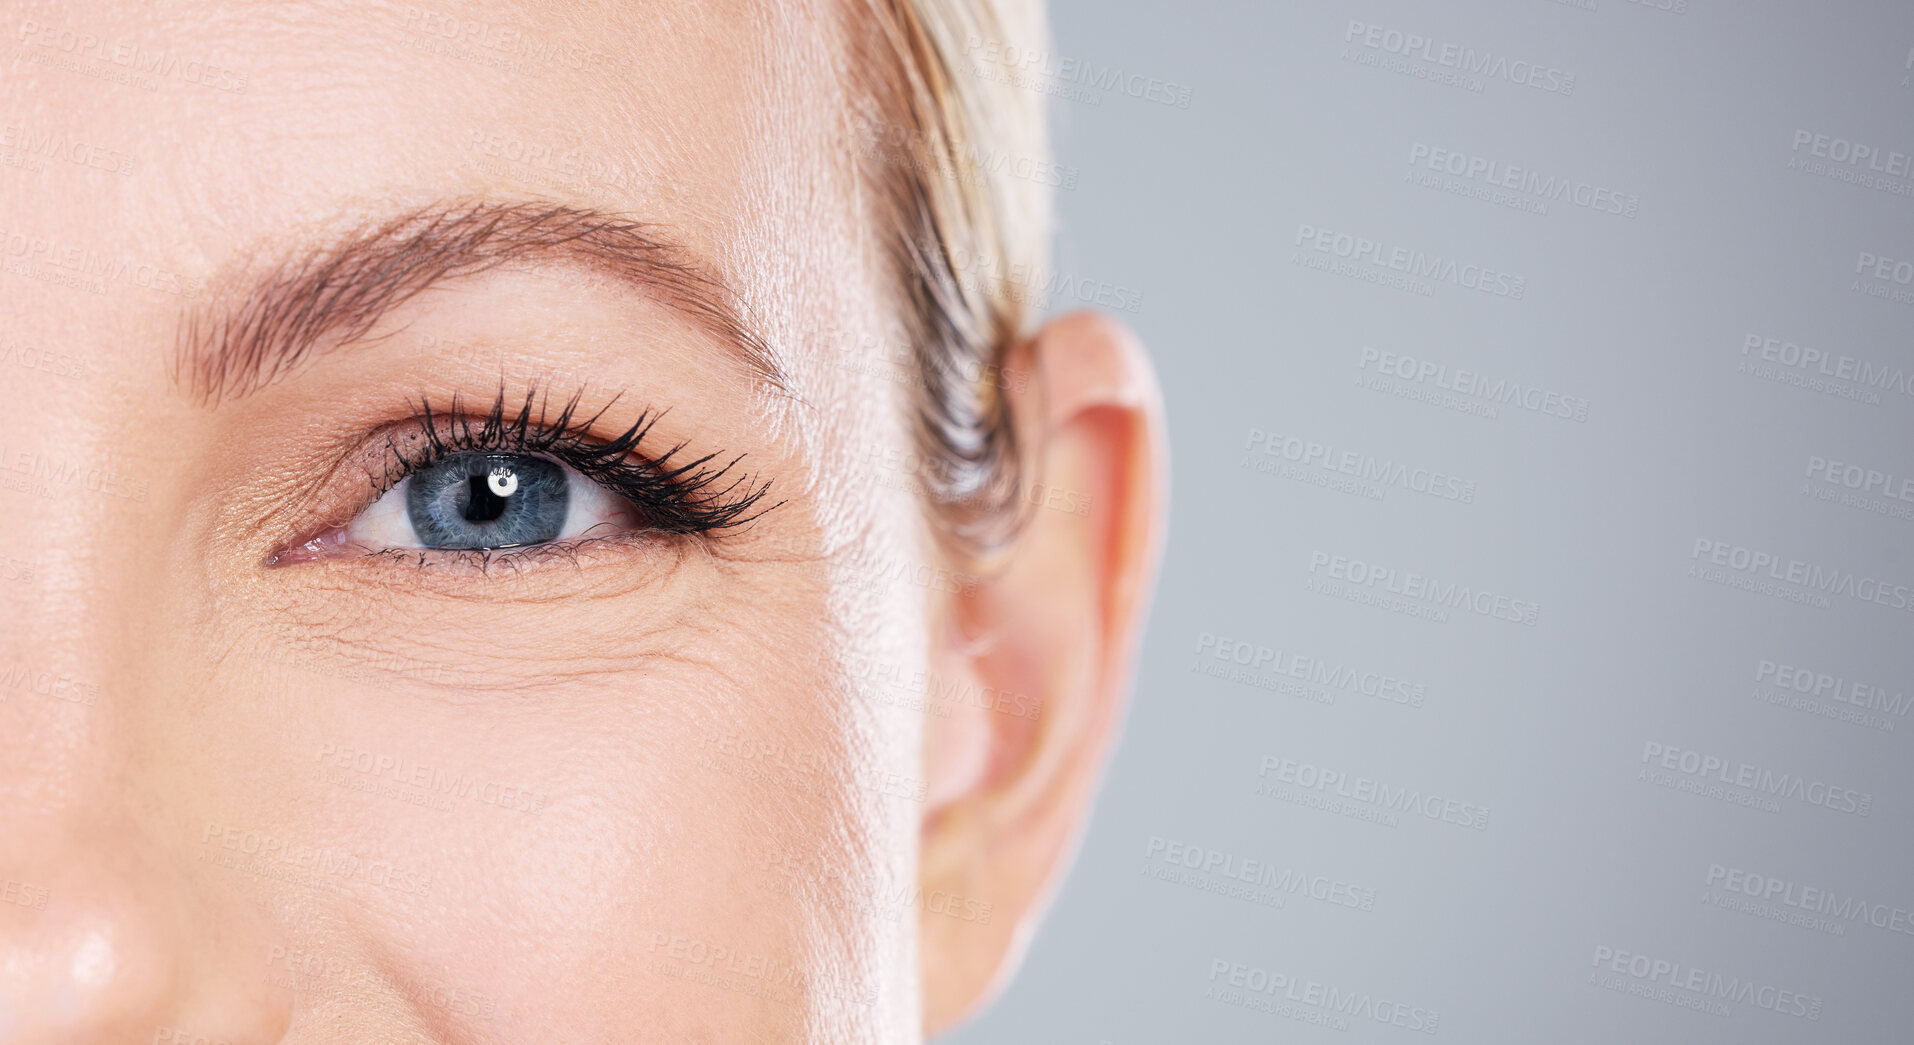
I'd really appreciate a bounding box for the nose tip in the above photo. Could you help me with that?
[0,829,290,1045]
[0,873,162,1043]
[0,911,169,1040]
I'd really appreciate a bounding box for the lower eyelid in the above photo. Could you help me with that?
[355,530,669,578]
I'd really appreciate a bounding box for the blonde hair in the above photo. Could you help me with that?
[847,0,1053,556]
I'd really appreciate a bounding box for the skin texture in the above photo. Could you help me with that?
[0,1,1166,1042]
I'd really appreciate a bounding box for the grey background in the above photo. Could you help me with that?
[946,1,1914,1042]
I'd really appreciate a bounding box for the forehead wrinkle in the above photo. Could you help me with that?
[174,198,791,405]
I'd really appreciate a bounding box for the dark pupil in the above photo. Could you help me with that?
[405,453,569,550]
[463,474,510,523]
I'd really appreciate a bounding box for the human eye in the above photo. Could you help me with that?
[269,384,776,568]
[343,450,631,552]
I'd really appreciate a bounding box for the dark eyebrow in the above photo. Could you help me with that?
[175,199,787,403]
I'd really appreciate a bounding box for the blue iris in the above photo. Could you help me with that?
[405,453,569,550]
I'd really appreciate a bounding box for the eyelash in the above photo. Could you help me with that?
[371,384,777,541]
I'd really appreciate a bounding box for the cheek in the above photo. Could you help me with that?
[391,669,904,1034]
[191,628,911,1034]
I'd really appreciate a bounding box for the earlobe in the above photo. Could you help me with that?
[916,311,1168,1035]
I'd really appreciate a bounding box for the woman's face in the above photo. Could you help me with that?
[6,1,923,1041]
[0,1,1163,1041]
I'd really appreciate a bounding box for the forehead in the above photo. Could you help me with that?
[3,0,871,366]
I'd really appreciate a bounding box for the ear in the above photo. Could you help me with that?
[916,310,1168,1035]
